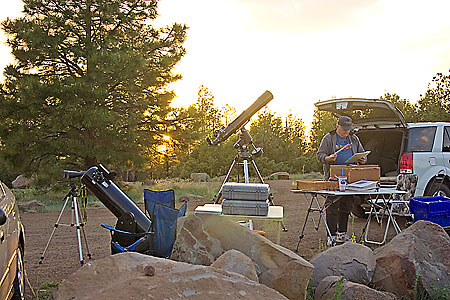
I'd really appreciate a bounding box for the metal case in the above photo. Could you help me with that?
[222,183,270,201]
[221,200,269,216]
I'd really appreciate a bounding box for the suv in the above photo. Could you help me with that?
[315,98,450,198]
[0,180,25,300]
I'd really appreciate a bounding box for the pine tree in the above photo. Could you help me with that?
[0,0,187,182]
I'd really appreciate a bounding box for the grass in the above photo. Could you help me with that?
[14,179,221,211]
[34,281,60,299]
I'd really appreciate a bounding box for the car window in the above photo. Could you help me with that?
[407,126,437,152]
[444,126,450,152]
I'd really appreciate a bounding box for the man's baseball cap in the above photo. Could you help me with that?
[338,116,353,130]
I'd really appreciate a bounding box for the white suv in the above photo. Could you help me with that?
[315,98,450,198]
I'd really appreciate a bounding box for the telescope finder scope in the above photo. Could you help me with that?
[63,170,86,179]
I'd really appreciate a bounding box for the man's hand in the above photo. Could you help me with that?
[358,156,367,164]
[325,153,337,162]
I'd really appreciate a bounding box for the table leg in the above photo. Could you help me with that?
[295,194,316,252]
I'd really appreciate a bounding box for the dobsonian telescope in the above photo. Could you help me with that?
[207,90,274,203]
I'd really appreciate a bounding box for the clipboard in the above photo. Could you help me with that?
[345,151,371,163]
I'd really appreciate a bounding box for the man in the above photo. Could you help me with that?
[317,116,367,245]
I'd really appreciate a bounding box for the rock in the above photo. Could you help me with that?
[18,200,46,212]
[171,214,314,300]
[371,220,450,299]
[190,173,210,181]
[310,242,376,287]
[12,174,33,189]
[51,252,288,300]
[315,276,396,300]
[211,249,259,282]
[143,265,155,276]
[269,172,290,180]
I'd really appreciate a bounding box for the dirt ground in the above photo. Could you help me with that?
[20,179,408,299]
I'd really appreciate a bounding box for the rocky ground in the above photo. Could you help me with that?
[20,179,407,299]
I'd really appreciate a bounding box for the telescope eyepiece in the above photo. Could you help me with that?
[63,170,86,179]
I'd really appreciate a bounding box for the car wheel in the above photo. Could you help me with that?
[429,182,450,197]
[12,246,25,300]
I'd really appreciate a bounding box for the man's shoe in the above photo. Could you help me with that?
[335,232,352,243]
[327,235,336,246]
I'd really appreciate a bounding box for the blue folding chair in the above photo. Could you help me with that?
[144,189,175,218]
[151,201,187,257]
[101,224,154,253]
[102,189,187,257]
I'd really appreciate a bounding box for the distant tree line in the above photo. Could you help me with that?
[0,1,449,186]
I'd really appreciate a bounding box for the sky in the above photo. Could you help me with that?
[2,0,450,126]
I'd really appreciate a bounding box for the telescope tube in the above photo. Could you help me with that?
[208,90,273,146]
[81,166,151,232]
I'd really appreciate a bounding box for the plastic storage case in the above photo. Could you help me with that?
[221,200,269,216]
[222,183,270,201]
[409,196,450,227]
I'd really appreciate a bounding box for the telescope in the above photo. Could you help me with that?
[209,90,274,203]
[207,90,273,146]
[81,164,151,232]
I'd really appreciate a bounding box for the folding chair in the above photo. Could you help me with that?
[151,201,187,257]
[144,189,175,216]
[102,189,187,257]
[101,224,154,253]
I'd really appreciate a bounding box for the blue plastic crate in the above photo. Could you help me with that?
[409,196,450,227]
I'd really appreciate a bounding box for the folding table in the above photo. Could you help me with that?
[291,188,408,250]
[194,204,284,244]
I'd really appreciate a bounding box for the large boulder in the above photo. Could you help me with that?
[171,214,314,300]
[269,172,290,180]
[211,249,259,282]
[18,200,45,212]
[51,252,288,300]
[314,276,396,300]
[310,242,376,287]
[12,174,33,189]
[191,173,210,182]
[371,220,450,299]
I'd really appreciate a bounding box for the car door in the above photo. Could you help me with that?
[443,126,450,174]
[314,98,407,129]
[0,182,11,300]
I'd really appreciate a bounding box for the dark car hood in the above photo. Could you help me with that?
[314,98,407,129]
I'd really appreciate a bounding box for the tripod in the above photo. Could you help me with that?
[39,180,91,266]
[213,129,268,204]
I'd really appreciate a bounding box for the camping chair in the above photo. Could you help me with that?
[102,189,187,257]
[150,201,187,257]
[101,224,154,254]
[144,189,175,217]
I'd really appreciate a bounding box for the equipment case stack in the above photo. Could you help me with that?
[221,183,270,216]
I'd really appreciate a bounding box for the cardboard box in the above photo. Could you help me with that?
[296,180,339,191]
[330,165,380,183]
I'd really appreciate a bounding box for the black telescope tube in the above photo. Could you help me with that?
[208,90,273,145]
[81,166,151,232]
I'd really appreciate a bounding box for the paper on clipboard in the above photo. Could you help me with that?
[345,151,371,163]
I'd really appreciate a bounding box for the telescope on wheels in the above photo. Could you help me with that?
[207,90,273,204]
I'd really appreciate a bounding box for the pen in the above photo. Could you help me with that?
[334,143,351,155]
